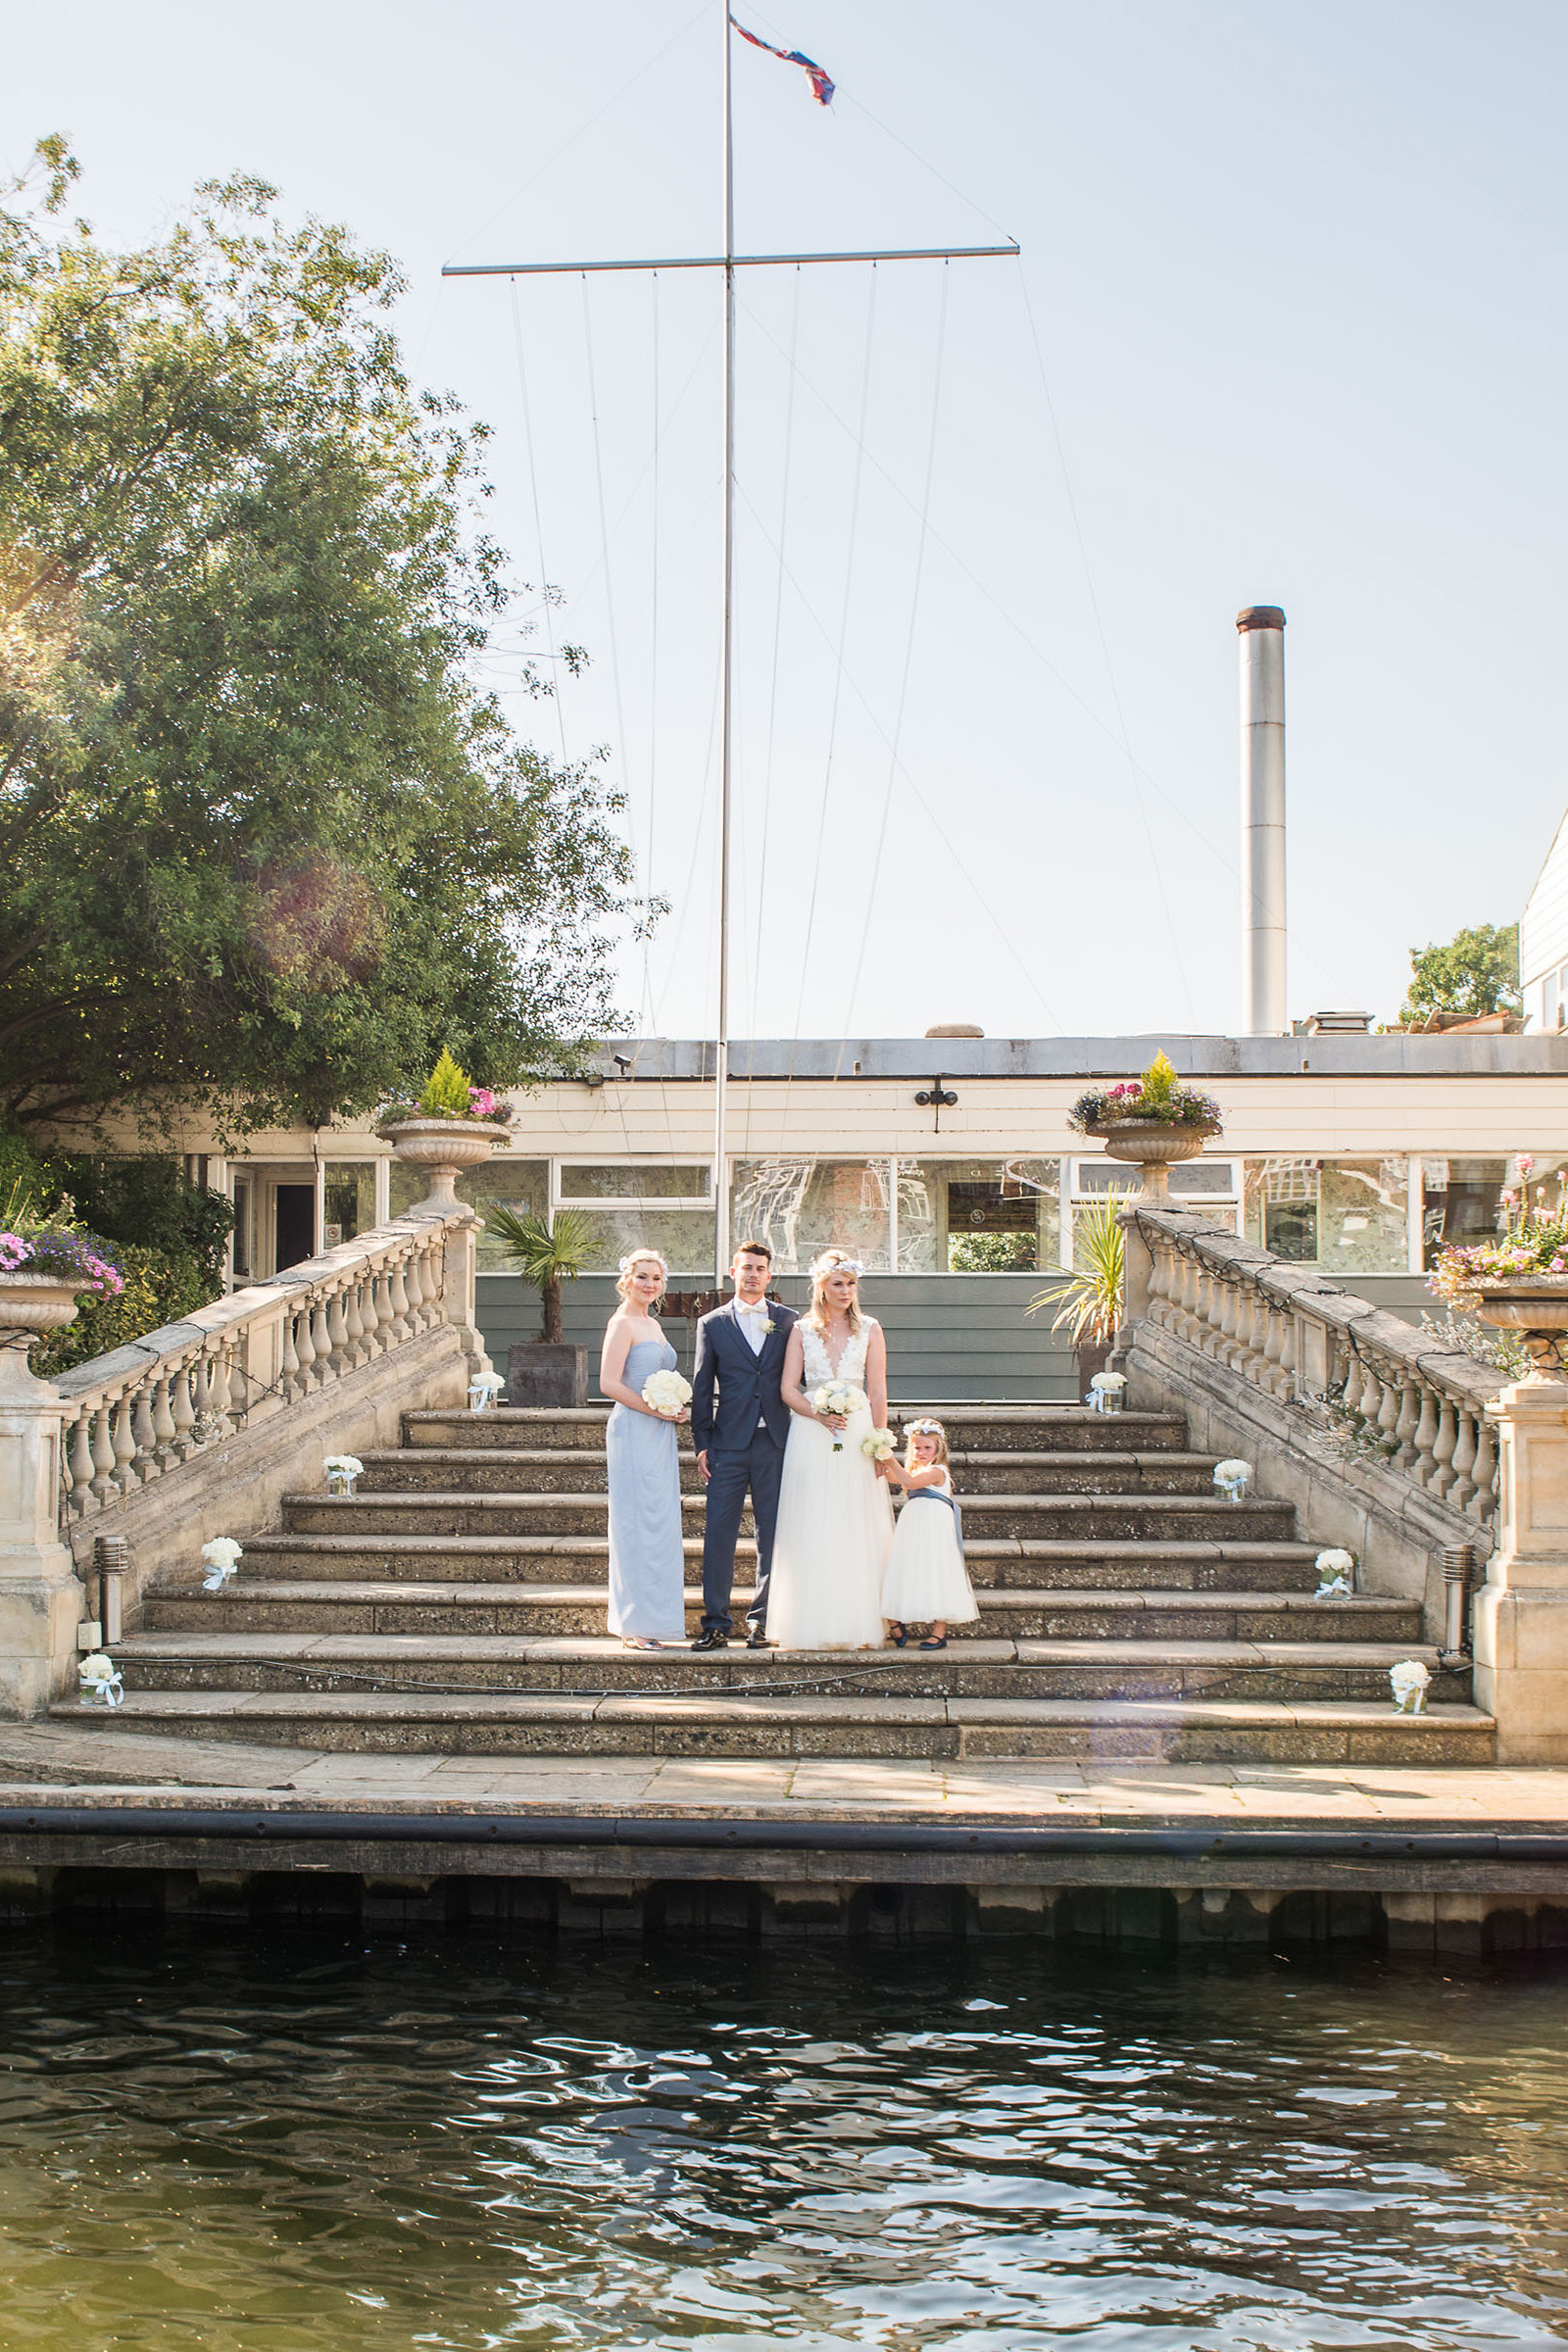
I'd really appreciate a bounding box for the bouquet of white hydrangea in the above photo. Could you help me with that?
[861,1429,896,1462]
[1390,1657,1432,1714]
[323,1454,364,1496]
[77,1652,123,1708]
[811,1382,866,1453]
[1212,1457,1252,1501]
[1314,1546,1355,1598]
[201,1537,243,1592]
[642,1368,693,1419]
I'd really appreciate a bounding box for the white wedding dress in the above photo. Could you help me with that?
[767,1319,894,1649]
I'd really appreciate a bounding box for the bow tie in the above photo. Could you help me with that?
[738,1302,765,1315]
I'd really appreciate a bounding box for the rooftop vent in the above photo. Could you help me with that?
[1292,1010,1373,1036]
[925,1023,984,1040]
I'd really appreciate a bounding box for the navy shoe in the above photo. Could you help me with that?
[691,1628,730,1651]
[889,1622,908,1647]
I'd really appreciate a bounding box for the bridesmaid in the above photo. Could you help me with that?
[600,1249,687,1649]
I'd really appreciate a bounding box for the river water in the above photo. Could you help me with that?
[0,1930,1564,2349]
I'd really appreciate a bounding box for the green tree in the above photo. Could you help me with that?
[1399,923,1521,1025]
[0,140,635,1137]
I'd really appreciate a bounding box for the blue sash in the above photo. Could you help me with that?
[905,1484,964,1557]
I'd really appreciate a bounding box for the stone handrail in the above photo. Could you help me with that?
[1130,1204,1502,1533]
[54,1210,479,1532]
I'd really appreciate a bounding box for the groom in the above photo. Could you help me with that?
[690,1240,798,1650]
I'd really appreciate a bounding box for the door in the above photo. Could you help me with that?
[273,1184,316,1272]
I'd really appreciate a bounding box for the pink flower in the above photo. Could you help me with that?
[467,1087,497,1117]
[1552,1258,1566,1274]
[1519,1155,1536,1175]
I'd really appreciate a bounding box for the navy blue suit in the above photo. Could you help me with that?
[690,1299,799,1633]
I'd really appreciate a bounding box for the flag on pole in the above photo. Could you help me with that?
[730,17,835,107]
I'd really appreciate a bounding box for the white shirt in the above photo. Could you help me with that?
[735,1299,769,1356]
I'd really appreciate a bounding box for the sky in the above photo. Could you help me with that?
[6,1,1565,1044]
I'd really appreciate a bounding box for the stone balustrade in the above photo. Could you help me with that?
[56,1215,463,1529]
[1129,1204,1501,1538]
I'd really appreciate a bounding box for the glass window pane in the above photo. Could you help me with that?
[388,1160,423,1219]
[730,1159,892,1273]
[323,1162,375,1247]
[571,1204,716,1273]
[459,1160,550,1272]
[1076,1157,1235,1197]
[560,1164,710,1199]
[1422,1158,1507,1267]
[898,1157,1059,1272]
[1322,1160,1407,1272]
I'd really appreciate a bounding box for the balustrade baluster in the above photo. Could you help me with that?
[1277,1311,1298,1399]
[369,1271,393,1351]
[1430,1396,1458,1498]
[111,1393,138,1495]
[1448,1408,1479,1514]
[1376,1368,1402,1456]
[279,1308,302,1400]
[151,1372,178,1462]
[208,1349,234,1436]
[67,1410,95,1516]
[1355,1362,1381,1442]
[88,1402,117,1503]
[1342,1354,1365,1420]
[130,1386,158,1482]
[1470,1419,1498,1522]
[405,1251,430,1333]
[1393,1379,1421,1473]
[1412,1386,1441,1486]
[310,1297,333,1386]
[293,1301,317,1393]
[325,1288,350,1378]
[343,1279,368,1366]
[170,1360,198,1456]
[388,1257,413,1344]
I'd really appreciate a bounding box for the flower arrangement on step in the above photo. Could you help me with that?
[1212,1457,1252,1501]
[77,1651,123,1708]
[1088,1371,1126,1414]
[201,1537,243,1592]
[0,1227,124,1294]
[642,1368,692,1420]
[377,1048,515,1131]
[1067,1051,1222,1138]
[323,1454,363,1496]
[861,1428,896,1462]
[1390,1657,1431,1714]
[812,1381,865,1452]
[468,1372,505,1411]
[1313,1547,1356,1598]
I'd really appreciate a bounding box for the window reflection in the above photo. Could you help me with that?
[730,1159,892,1272]
[1246,1158,1407,1271]
[900,1158,1059,1272]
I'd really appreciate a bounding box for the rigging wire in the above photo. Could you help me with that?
[748,264,804,1037]
[580,273,632,921]
[735,478,1062,1032]
[789,266,879,1045]
[1014,270,1196,1026]
[510,285,570,768]
[839,262,951,1047]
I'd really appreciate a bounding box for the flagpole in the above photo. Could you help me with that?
[711,1,736,1285]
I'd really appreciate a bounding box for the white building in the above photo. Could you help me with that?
[1521,809,1568,1032]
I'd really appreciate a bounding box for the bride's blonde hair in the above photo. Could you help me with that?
[805,1248,863,1337]
[615,1249,668,1306]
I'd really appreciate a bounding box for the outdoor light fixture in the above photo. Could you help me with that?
[915,1079,958,1109]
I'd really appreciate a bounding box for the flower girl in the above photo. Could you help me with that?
[879,1420,978,1650]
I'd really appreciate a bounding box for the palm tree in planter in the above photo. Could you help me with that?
[1026,1191,1127,1401]
[485,1206,598,1406]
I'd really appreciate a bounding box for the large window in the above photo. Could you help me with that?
[559,1162,714,1273]
[1070,1155,1238,1264]
[898,1158,1058,1272]
[730,1158,893,1272]
[323,1162,375,1249]
[1247,1158,1408,1272]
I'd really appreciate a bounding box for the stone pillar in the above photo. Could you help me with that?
[1474,1376,1568,1761]
[428,1211,493,1381]
[0,1348,88,1718]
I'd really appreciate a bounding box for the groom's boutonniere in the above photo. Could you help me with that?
[761,1316,776,1334]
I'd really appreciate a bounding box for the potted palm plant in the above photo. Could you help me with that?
[485,1205,597,1406]
[1026,1191,1127,1400]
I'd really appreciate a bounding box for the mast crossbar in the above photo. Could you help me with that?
[443,241,1017,277]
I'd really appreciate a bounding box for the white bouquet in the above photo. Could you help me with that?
[1314,1546,1355,1598]
[201,1537,243,1592]
[1212,1457,1253,1501]
[1089,1371,1126,1415]
[468,1372,505,1411]
[861,1429,896,1462]
[1390,1657,1432,1714]
[77,1651,123,1708]
[641,1368,692,1419]
[812,1382,866,1452]
[323,1453,363,1496]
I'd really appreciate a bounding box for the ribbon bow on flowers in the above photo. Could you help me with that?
[78,1652,123,1707]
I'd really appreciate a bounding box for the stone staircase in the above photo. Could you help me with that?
[67,1403,1495,1765]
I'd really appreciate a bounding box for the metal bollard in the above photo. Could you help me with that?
[1442,1544,1474,1658]
[93,1533,128,1646]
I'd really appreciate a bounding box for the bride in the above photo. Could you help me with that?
[768,1249,894,1648]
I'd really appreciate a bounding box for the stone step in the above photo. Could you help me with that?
[353,1447,1233,1498]
[401,1405,1193,1455]
[107,1632,1467,1707]
[144,1580,1426,1647]
[58,1685,1496,1764]
[278,1491,1298,1544]
[229,1533,1326,1591]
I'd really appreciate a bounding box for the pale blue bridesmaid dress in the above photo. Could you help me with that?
[606,1335,686,1642]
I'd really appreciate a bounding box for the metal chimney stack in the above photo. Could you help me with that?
[1238,604,1288,1035]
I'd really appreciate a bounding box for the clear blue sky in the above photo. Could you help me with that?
[6,2,1563,1041]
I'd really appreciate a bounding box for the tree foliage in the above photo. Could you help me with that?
[1400,923,1521,1024]
[0,140,635,1136]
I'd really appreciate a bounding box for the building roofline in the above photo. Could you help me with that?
[584,1033,1568,1082]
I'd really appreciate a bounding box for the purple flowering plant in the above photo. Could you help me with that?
[1068,1051,1222,1136]
[0,1228,125,1294]
[1429,1214,1568,1304]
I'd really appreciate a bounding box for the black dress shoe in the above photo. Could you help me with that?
[745,1630,774,1650]
[691,1628,730,1651]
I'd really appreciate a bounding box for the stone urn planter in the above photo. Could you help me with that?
[1088,1119,1216,1202]
[1464,1278,1568,1379]
[0,1275,80,1391]
[381,1117,504,1212]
